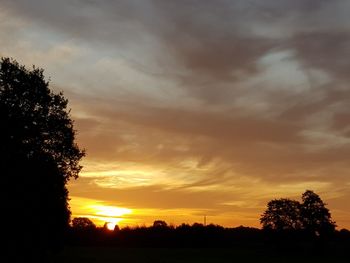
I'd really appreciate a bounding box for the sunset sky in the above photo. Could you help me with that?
[1,0,350,229]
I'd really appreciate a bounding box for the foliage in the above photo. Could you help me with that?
[72,217,96,230]
[260,190,336,237]
[153,220,168,228]
[301,190,336,236]
[67,222,263,248]
[0,57,84,182]
[260,199,302,231]
[0,57,84,256]
[64,221,349,256]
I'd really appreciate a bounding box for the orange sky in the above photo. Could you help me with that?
[1,0,350,229]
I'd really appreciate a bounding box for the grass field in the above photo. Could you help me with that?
[53,246,348,263]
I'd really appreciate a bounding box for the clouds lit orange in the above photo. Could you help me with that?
[2,0,350,229]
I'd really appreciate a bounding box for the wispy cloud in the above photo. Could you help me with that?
[2,0,350,228]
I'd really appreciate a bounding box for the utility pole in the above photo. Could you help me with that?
[204,215,206,226]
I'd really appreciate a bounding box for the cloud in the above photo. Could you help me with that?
[290,32,350,81]
[1,0,350,228]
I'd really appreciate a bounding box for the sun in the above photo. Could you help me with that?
[86,204,132,226]
[105,222,116,231]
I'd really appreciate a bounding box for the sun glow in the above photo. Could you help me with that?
[70,197,133,227]
[89,205,132,226]
[92,205,131,216]
[105,222,116,231]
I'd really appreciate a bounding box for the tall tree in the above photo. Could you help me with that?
[301,190,336,237]
[261,190,336,240]
[0,58,84,259]
[260,198,302,231]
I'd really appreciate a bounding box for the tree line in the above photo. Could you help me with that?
[67,217,350,253]
[66,190,350,255]
[70,190,338,242]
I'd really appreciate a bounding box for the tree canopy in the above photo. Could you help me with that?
[301,190,336,236]
[0,57,84,258]
[153,220,168,228]
[260,198,302,231]
[260,190,336,237]
[72,217,96,230]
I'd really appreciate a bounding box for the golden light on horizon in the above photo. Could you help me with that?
[69,197,132,227]
[88,205,132,226]
[91,205,132,217]
[105,222,116,231]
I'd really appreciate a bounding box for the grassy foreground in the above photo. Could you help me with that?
[53,246,348,263]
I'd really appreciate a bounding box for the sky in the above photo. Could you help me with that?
[1,0,350,229]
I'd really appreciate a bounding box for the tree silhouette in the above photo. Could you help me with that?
[0,58,84,259]
[301,190,336,237]
[153,220,168,228]
[72,217,96,230]
[261,190,336,239]
[260,198,302,231]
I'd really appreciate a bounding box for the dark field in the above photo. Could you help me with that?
[54,246,349,263]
